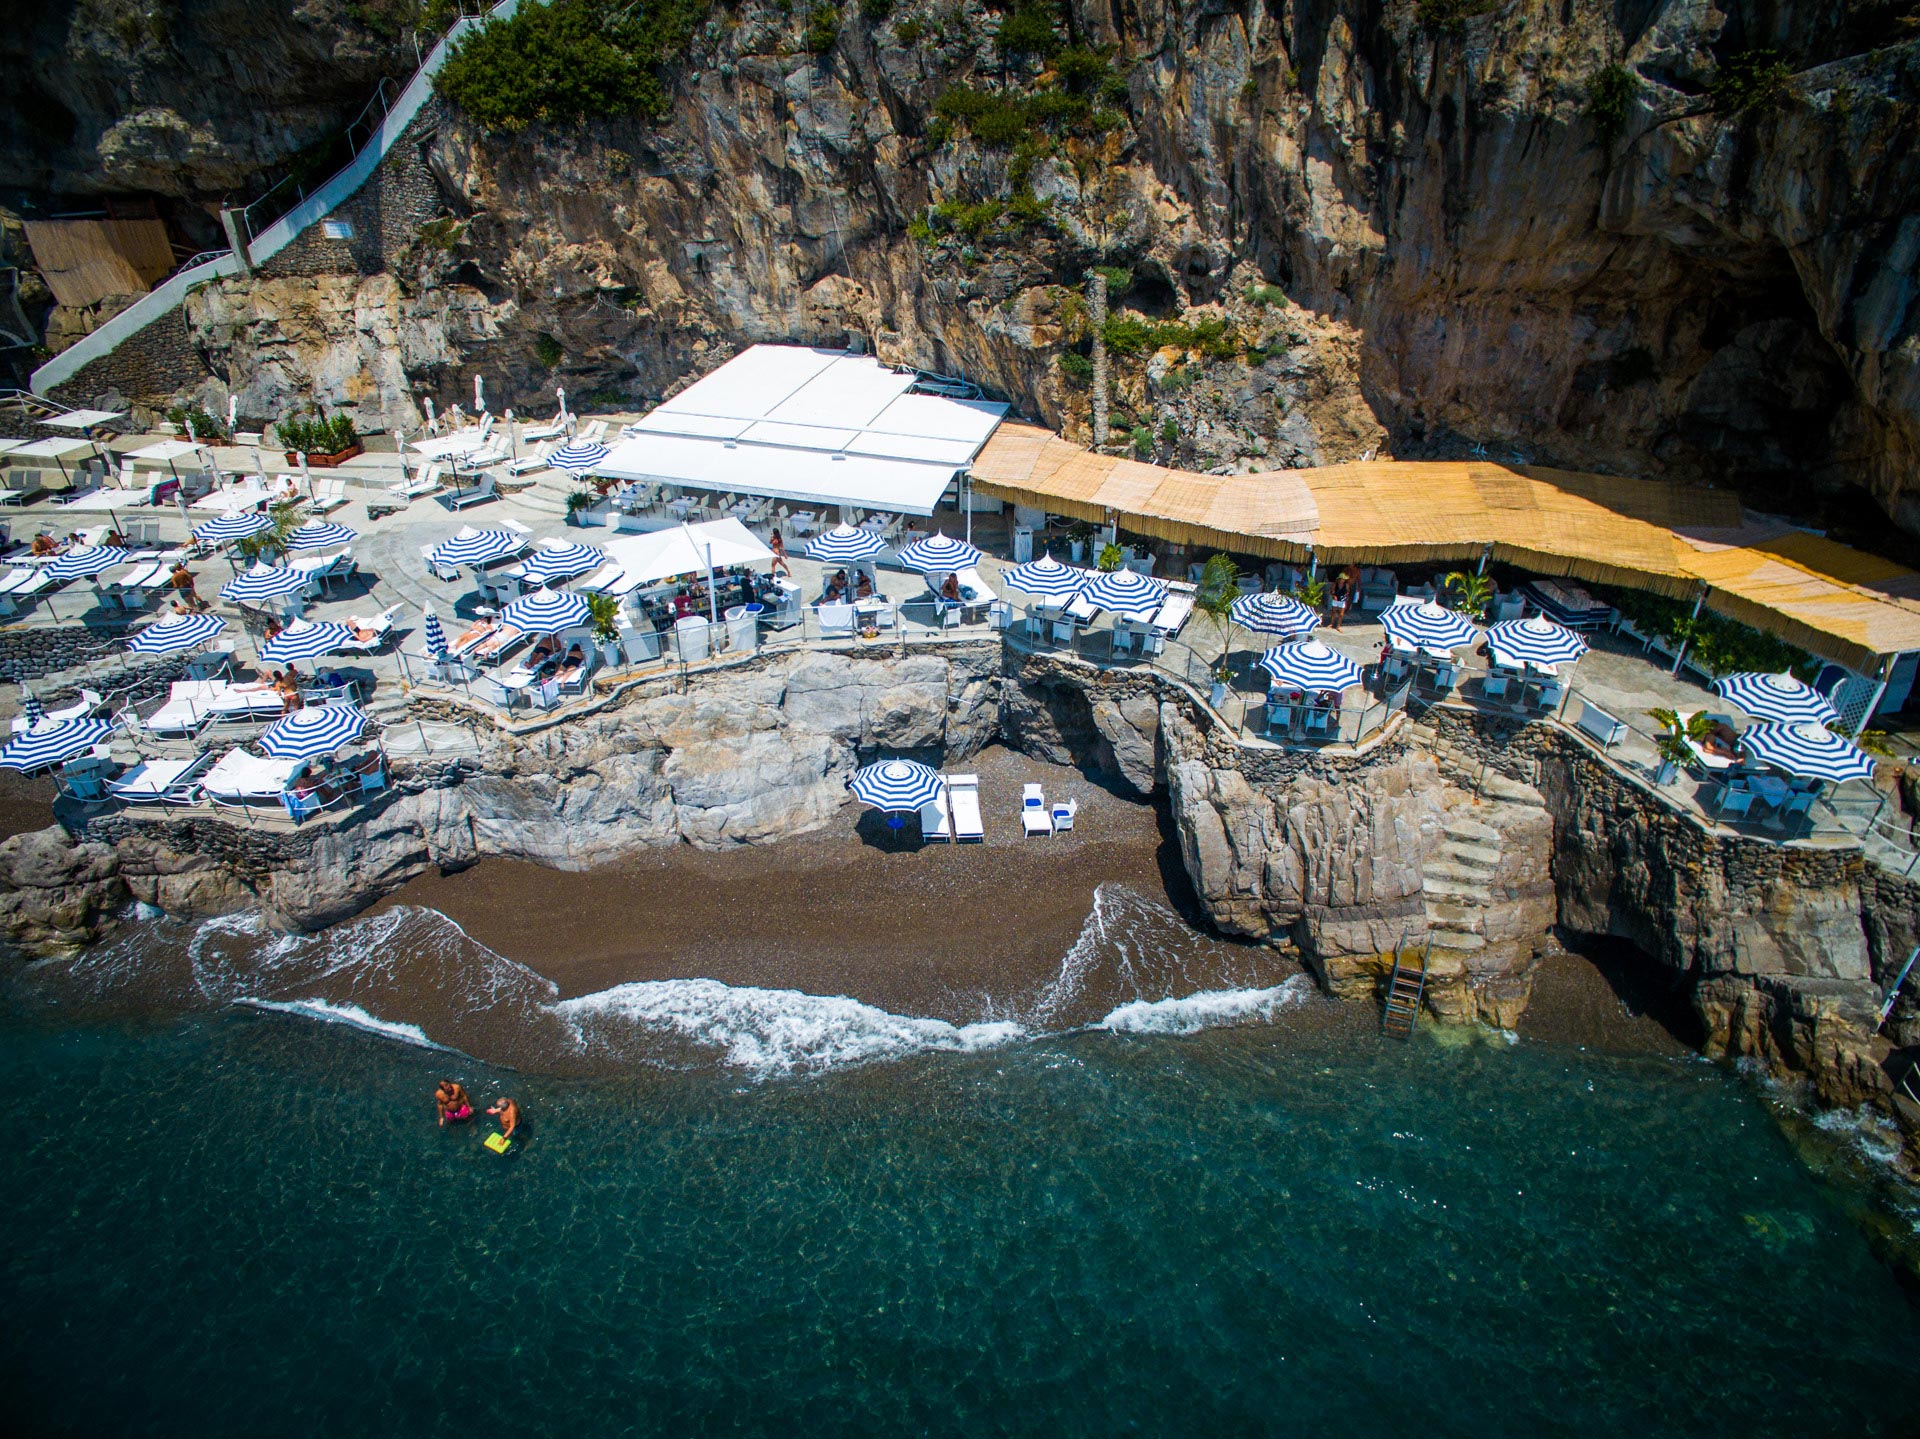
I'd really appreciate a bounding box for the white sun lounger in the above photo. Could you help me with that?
[520,414,568,442]
[108,752,217,804]
[140,680,282,735]
[202,749,303,806]
[920,783,952,841]
[339,602,403,651]
[947,773,984,842]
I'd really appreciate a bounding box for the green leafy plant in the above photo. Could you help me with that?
[1103,313,1239,360]
[276,410,358,454]
[1293,573,1328,610]
[1587,62,1634,147]
[1853,728,1895,759]
[585,590,622,642]
[566,489,598,516]
[997,5,1058,56]
[1647,707,1713,772]
[1195,552,1240,661]
[1709,49,1793,115]
[1096,541,1126,572]
[417,216,465,250]
[1159,418,1179,445]
[435,0,706,132]
[896,16,922,42]
[167,405,228,442]
[535,333,564,369]
[234,502,303,564]
[1444,569,1494,621]
[859,0,892,19]
[1058,351,1094,383]
[1243,282,1288,308]
[804,4,839,52]
[1091,264,1132,295]
[1129,425,1153,457]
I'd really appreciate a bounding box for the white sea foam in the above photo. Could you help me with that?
[240,997,445,1051]
[1095,975,1315,1035]
[554,978,1027,1076]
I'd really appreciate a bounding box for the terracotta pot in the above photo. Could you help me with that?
[284,441,363,468]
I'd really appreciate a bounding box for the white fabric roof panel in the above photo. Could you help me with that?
[600,518,774,585]
[597,433,961,515]
[634,411,754,440]
[843,431,982,465]
[10,437,98,459]
[766,361,915,428]
[652,345,839,420]
[738,420,861,452]
[868,393,1006,444]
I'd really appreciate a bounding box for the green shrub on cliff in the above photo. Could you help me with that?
[1587,62,1635,147]
[1102,313,1238,361]
[804,4,839,52]
[435,0,706,132]
[1709,49,1794,114]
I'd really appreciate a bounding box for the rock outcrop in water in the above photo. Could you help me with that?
[14,1,1920,540]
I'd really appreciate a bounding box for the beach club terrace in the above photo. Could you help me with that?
[3,344,1920,862]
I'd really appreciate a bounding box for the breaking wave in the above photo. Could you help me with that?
[239,997,447,1052]
[1095,976,1316,1035]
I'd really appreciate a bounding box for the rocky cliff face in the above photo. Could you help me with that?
[47,0,1916,542]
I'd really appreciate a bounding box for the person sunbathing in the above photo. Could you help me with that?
[473,624,521,658]
[854,572,874,600]
[940,573,962,603]
[525,634,559,668]
[29,532,59,557]
[451,616,497,652]
[346,618,383,644]
[1701,721,1741,758]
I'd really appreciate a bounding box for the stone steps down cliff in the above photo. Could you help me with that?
[1422,815,1508,957]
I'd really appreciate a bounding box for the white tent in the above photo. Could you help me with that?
[600,518,773,587]
[8,436,99,478]
[595,345,1007,517]
[41,409,126,430]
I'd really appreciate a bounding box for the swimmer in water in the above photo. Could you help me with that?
[486,1096,520,1141]
[436,1080,473,1126]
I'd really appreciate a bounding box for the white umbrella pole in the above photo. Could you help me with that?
[475,375,485,413]
[298,453,313,502]
[505,410,517,460]
[396,428,409,480]
[228,395,239,435]
[704,538,718,625]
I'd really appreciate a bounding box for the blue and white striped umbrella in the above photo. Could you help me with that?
[521,541,603,584]
[1230,590,1318,635]
[285,520,358,552]
[806,524,888,563]
[1713,671,1839,727]
[549,440,610,472]
[848,758,945,814]
[258,620,354,664]
[1380,600,1480,653]
[427,529,524,570]
[502,586,591,632]
[258,703,369,762]
[1259,640,1364,692]
[1487,616,1588,668]
[1739,721,1876,785]
[193,512,274,545]
[898,531,982,573]
[0,717,111,773]
[221,563,311,603]
[127,612,227,655]
[20,685,43,728]
[44,545,129,580]
[1005,552,1089,598]
[1083,568,1168,619]
[421,607,447,660]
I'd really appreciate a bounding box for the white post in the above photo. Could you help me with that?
[1672,585,1707,676]
[963,471,972,547]
[475,375,485,413]
[505,409,517,460]
[298,452,313,502]
[704,538,718,626]
[395,428,409,480]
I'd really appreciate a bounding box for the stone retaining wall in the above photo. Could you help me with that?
[0,623,137,684]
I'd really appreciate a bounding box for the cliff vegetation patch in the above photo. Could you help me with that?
[435,0,707,132]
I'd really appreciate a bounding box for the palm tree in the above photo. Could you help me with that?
[1444,569,1495,620]
[234,501,302,565]
[1293,572,1327,612]
[1195,553,1239,679]
[1096,541,1126,572]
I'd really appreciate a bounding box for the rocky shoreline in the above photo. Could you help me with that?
[3,642,1917,1169]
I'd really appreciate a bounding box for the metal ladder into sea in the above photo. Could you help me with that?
[1381,938,1426,1041]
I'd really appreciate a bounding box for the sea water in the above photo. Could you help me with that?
[2,904,1917,1437]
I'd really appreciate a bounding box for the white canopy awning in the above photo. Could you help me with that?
[41,409,126,429]
[600,518,773,586]
[595,344,1007,517]
[9,437,97,459]
[125,440,208,462]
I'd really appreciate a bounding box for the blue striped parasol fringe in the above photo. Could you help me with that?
[1380,600,1480,653]
[427,529,524,569]
[848,759,945,825]
[1229,591,1318,635]
[258,704,369,762]
[521,542,604,583]
[805,524,888,563]
[1258,641,1364,692]
[0,717,112,773]
[193,512,274,544]
[1486,616,1588,667]
[421,608,447,659]
[285,520,358,551]
[1082,568,1168,619]
[221,563,311,603]
[1738,721,1876,785]
[549,440,610,472]
[1713,671,1838,727]
[45,545,129,580]
[1005,553,1089,598]
[127,613,227,655]
[898,532,982,573]
[259,620,354,664]
[502,586,591,632]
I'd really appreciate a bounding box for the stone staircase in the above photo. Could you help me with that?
[1422,812,1504,962]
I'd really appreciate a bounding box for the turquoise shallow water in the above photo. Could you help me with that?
[2,1005,1915,1438]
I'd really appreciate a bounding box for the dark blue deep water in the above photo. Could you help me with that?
[2,1005,1914,1438]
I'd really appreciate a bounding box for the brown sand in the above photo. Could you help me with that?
[370,747,1260,1024]
[0,774,56,843]
[1517,946,1698,1056]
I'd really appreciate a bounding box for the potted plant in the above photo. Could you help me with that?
[1647,707,1709,785]
[586,592,623,666]
[1443,569,1495,621]
[276,410,362,466]
[565,490,601,526]
[1210,661,1232,708]
[1294,572,1328,613]
[1096,541,1126,572]
[233,501,302,565]
[1067,522,1092,564]
[1194,553,1240,698]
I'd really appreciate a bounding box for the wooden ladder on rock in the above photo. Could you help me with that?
[1381,942,1426,1041]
